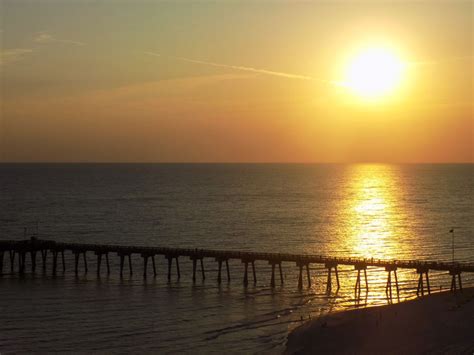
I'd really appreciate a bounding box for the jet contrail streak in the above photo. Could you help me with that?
[145,51,337,84]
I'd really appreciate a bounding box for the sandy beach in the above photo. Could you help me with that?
[286,288,474,354]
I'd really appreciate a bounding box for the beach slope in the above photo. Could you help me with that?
[286,288,474,354]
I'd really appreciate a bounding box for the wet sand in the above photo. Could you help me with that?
[286,288,474,354]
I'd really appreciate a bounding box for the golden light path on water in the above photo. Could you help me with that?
[346,164,414,260]
[327,165,420,306]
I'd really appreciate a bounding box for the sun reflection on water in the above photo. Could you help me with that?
[342,164,413,260]
[328,165,421,306]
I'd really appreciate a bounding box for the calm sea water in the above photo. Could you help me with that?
[0,164,473,353]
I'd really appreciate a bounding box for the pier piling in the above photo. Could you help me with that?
[449,270,463,292]
[201,258,205,280]
[142,255,148,278]
[52,251,58,275]
[30,251,37,272]
[416,267,430,296]
[325,262,340,291]
[270,263,275,287]
[296,261,311,289]
[251,261,256,284]
[41,250,47,270]
[269,261,283,287]
[385,265,400,301]
[192,258,197,282]
[96,252,102,275]
[217,259,222,284]
[0,251,3,274]
[243,260,249,286]
[166,255,179,281]
[354,264,369,298]
[9,251,15,272]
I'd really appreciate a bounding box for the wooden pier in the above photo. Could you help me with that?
[1,238,473,296]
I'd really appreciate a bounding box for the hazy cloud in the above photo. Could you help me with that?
[0,48,33,65]
[34,31,85,46]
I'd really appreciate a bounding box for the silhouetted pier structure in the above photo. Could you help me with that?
[1,238,472,296]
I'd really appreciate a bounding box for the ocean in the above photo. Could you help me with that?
[0,163,473,353]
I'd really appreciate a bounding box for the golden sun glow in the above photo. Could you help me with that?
[344,47,405,100]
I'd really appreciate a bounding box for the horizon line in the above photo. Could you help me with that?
[0,161,472,165]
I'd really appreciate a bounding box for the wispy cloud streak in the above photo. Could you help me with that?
[0,49,33,65]
[145,51,337,84]
[34,31,85,46]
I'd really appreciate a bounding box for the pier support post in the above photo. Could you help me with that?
[19,252,26,274]
[242,259,255,286]
[104,253,108,274]
[394,269,400,298]
[41,250,47,271]
[269,261,281,287]
[31,251,37,272]
[97,253,102,275]
[364,268,369,292]
[151,256,155,276]
[385,265,399,301]
[74,251,88,275]
[52,251,58,275]
[142,255,148,278]
[61,251,66,272]
[217,260,222,284]
[167,256,173,281]
[270,263,275,288]
[296,261,310,289]
[298,265,303,290]
[75,252,80,275]
[163,256,180,280]
[0,251,3,274]
[226,260,230,282]
[192,258,197,282]
[95,251,108,275]
[449,270,463,292]
[325,262,340,292]
[306,264,311,288]
[83,252,88,273]
[327,266,332,291]
[355,270,361,297]
[416,267,429,296]
[201,258,205,280]
[354,264,368,298]
[279,263,284,285]
[251,261,256,284]
[243,261,249,286]
[417,273,423,296]
[120,255,125,277]
[425,271,430,295]
[191,256,204,282]
[9,250,15,273]
[118,253,131,276]
[175,257,180,279]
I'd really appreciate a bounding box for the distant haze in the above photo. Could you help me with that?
[0,1,472,163]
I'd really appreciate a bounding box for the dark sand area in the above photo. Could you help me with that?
[286,288,474,354]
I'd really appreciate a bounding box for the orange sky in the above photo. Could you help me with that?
[1,1,472,162]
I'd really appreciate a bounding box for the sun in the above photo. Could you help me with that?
[344,47,405,100]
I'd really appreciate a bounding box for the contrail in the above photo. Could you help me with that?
[145,51,337,84]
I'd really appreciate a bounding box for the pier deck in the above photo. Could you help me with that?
[1,238,472,295]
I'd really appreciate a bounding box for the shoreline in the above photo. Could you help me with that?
[286,288,474,354]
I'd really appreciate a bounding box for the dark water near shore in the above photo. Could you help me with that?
[0,164,473,353]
